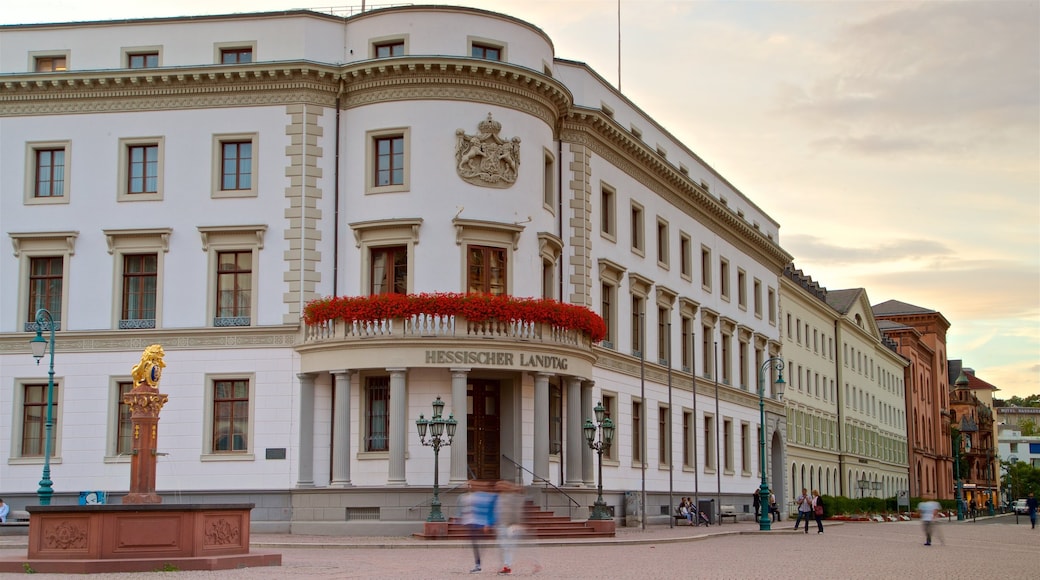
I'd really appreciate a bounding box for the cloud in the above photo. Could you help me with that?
[773,1,1040,158]
[784,234,955,264]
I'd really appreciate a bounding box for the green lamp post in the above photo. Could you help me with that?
[29,308,58,506]
[584,401,615,520]
[757,357,785,531]
[416,396,457,522]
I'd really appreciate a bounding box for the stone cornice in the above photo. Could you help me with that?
[561,109,792,271]
[0,58,573,129]
[0,325,299,355]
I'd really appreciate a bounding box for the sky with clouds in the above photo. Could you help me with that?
[4,1,1037,398]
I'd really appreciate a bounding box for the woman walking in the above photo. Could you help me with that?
[811,490,824,534]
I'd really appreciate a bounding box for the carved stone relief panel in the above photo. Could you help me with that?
[455,113,520,188]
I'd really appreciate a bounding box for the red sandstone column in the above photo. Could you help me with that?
[122,345,169,505]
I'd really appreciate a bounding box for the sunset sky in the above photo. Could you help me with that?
[4,1,1037,398]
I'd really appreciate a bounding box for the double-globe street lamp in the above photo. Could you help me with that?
[415,396,457,522]
[28,308,58,506]
[757,357,786,531]
[584,401,615,520]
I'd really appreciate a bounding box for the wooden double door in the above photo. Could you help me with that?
[467,379,500,480]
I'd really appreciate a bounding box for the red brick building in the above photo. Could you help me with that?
[873,300,953,500]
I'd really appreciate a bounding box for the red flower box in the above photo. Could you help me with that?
[304,293,607,343]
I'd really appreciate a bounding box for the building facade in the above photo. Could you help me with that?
[1,7,791,533]
[873,300,953,500]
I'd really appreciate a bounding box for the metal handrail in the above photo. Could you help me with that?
[500,454,580,514]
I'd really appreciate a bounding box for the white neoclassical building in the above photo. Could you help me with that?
[779,266,909,507]
[0,6,791,533]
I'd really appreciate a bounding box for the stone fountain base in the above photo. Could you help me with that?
[0,504,281,574]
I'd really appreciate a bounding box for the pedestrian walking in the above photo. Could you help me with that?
[769,491,781,522]
[0,498,8,524]
[752,489,761,519]
[1027,493,1038,529]
[917,499,941,546]
[811,490,824,534]
[459,480,497,573]
[494,480,523,575]
[793,488,811,533]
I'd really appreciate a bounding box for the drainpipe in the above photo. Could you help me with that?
[333,77,345,297]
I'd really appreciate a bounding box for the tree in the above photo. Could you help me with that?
[1002,459,1040,500]
[1020,418,1037,436]
[996,395,1040,408]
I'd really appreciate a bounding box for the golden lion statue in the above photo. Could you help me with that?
[131,344,166,389]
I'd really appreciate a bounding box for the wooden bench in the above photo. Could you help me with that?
[719,505,739,523]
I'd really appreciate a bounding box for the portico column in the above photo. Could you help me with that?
[565,377,584,486]
[581,381,594,486]
[450,368,470,483]
[387,367,408,486]
[296,372,317,488]
[330,369,353,487]
[534,372,552,483]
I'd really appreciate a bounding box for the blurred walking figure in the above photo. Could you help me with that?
[459,480,497,573]
[494,480,523,575]
[811,490,824,534]
[918,499,942,546]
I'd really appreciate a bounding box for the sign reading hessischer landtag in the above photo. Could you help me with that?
[425,349,568,371]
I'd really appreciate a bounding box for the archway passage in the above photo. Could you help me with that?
[467,379,501,480]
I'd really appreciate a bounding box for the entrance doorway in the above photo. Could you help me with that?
[468,380,501,480]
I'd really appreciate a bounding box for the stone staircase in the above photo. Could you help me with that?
[413,500,615,540]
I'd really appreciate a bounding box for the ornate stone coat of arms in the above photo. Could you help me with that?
[455,113,521,188]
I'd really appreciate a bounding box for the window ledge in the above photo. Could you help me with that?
[201,453,255,461]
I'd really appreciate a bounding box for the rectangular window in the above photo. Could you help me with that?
[701,246,712,289]
[127,144,159,194]
[679,233,691,278]
[601,185,616,237]
[723,419,733,472]
[34,148,66,198]
[720,258,730,299]
[549,384,562,455]
[601,282,616,348]
[704,414,716,470]
[471,43,502,60]
[374,135,405,187]
[212,379,249,452]
[602,393,616,460]
[737,269,747,308]
[656,218,669,266]
[121,253,157,328]
[768,288,776,323]
[739,339,748,389]
[127,52,158,68]
[116,381,134,456]
[365,376,390,452]
[682,410,693,467]
[681,315,692,371]
[220,141,252,191]
[28,256,63,325]
[657,307,668,363]
[220,48,253,64]
[658,406,670,465]
[543,151,555,207]
[542,260,554,300]
[21,383,58,457]
[35,56,66,72]
[632,399,643,464]
[467,245,507,295]
[701,325,713,378]
[753,279,762,317]
[370,246,408,295]
[215,250,251,325]
[631,203,644,253]
[721,334,731,384]
[741,422,751,474]
[631,295,644,356]
[375,41,405,58]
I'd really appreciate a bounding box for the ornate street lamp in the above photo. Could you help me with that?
[584,401,615,520]
[858,477,870,499]
[416,396,457,522]
[756,357,785,531]
[871,481,882,498]
[29,308,58,506]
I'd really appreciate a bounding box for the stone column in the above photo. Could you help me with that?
[565,376,584,486]
[534,372,552,482]
[450,368,470,483]
[330,370,353,487]
[581,381,594,486]
[387,367,408,486]
[296,372,317,488]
